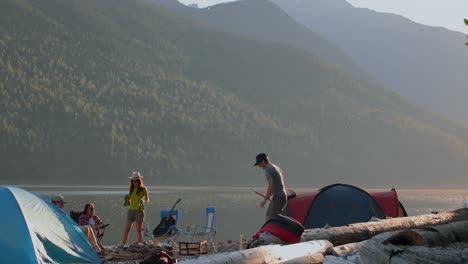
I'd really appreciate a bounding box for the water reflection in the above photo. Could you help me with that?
[18,185,468,246]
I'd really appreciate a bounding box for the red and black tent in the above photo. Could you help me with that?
[284,183,407,229]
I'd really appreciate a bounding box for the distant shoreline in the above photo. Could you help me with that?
[3,183,468,191]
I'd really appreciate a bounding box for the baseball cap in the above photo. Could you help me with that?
[254,153,268,166]
[51,194,66,203]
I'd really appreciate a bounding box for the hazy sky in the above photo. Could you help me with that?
[347,0,468,34]
[178,0,468,34]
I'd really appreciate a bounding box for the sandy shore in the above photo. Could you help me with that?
[102,239,244,263]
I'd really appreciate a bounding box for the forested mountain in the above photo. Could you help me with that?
[150,0,372,81]
[270,0,468,123]
[2,0,468,187]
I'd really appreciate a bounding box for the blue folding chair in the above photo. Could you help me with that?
[183,207,217,252]
[151,209,180,248]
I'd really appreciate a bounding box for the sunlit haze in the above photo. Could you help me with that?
[178,0,468,34]
[347,0,468,34]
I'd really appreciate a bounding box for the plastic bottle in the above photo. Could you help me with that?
[143,223,149,237]
[123,195,130,206]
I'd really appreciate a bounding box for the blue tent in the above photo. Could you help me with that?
[0,186,101,263]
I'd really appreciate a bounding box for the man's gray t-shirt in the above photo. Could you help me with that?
[265,163,286,197]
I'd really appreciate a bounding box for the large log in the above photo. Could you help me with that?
[357,236,468,264]
[178,240,333,264]
[327,220,468,264]
[384,219,468,247]
[327,232,397,260]
[302,208,468,246]
[388,247,468,264]
[327,233,468,264]
[330,220,468,256]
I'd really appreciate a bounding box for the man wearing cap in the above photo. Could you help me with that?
[51,194,66,208]
[254,153,287,220]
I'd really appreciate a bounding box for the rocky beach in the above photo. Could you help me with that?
[102,239,245,263]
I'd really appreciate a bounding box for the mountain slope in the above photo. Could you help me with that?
[150,0,376,81]
[0,0,315,185]
[271,0,468,123]
[2,0,468,187]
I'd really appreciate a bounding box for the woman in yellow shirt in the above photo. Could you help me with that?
[121,171,149,246]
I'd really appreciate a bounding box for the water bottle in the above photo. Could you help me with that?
[123,195,130,206]
[143,223,149,237]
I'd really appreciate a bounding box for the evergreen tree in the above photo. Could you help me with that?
[465,19,468,46]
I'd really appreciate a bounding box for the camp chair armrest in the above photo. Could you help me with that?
[170,226,180,233]
[182,225,215,235]
[181,224,212,229]
[97,223,110,229]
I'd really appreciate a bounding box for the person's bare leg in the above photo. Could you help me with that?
[121,221,133,246]
[87,226,102,252]
[135,221,143,243]
[80,225,101,253]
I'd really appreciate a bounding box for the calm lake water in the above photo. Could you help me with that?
[18,185,468,246]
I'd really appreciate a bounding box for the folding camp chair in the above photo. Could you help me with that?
[151,209,180,248]
[69,210,109,242]
[182,207,217,252]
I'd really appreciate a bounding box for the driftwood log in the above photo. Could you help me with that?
[178,240,333,264]
[330,220,468,256]
[302,208,468,246]
[327,232,397,259]
[386,247,468,264]
[327,241,468,264]
[384,219,468,247]
[357,236,468,264]
[327,220,468,264]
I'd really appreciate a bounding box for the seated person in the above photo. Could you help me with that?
[78,203,105,236]
[51,195,103,254]
[51,194,66,208]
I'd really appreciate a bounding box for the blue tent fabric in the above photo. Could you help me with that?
[0,186,101,264]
